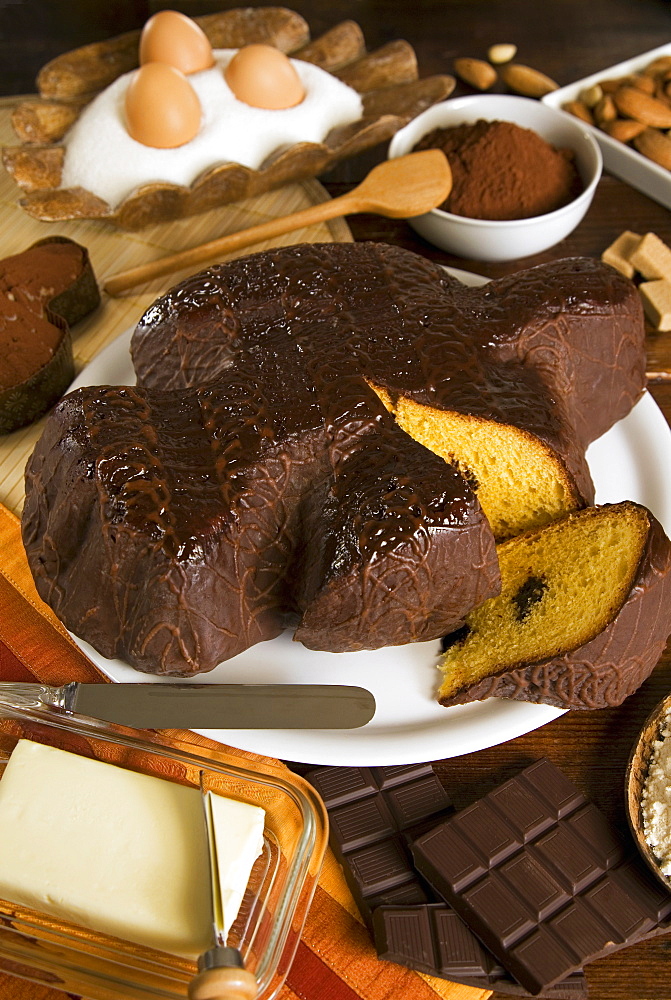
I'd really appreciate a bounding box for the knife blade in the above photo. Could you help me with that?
[0,681,376,729]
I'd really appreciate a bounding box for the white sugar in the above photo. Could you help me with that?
[61,50,363,208]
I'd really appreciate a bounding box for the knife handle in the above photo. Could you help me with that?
[188,966,257,1000]
[0,682,69,711]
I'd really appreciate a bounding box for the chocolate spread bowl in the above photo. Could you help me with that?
[626,691,671,892]
[388,94,602,262]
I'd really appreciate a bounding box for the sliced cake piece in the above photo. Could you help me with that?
[438,501,671,710]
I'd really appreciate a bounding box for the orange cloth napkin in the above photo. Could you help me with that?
[0,501,489,1000]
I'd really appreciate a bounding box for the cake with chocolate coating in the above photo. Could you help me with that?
[22,243,645,677]
[131,246,643,537]
[0,237,99,434]
[438,502,671,710]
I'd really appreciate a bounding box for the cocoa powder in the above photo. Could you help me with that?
[413,119,582,220]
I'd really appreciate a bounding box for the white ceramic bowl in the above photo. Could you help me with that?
[388,94,602,262]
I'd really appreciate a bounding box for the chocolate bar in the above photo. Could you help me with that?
[304,762,587,999]
[372,904,588,999]
[411,758,671,996]
[305,763,452,916]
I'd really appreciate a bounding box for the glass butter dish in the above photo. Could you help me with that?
[0,689,328,1000]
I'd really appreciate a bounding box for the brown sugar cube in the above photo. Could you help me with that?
[630,231,671,281]
[639,278,671,330]
[601,230,642,278]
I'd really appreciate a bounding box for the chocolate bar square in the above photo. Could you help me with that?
[412,758,671,995]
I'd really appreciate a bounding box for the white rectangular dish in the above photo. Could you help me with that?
[542,43,671,210]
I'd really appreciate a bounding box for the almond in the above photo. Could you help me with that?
[634,128,671,170]
[453,57,497,91]
[599,76,625,94]
[487,43,517,65]
[563,99,594,125]
[645,55,671,76]
[603,118,647,142]
[580,83,603,108]
[613,86,671,127]
[593,94,617,127]
[500,62,559,98]
[628,73,656,95]
[654,79,671,101]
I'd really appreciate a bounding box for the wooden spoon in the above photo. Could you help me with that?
[103,149,452,296]
[625,691,671,892]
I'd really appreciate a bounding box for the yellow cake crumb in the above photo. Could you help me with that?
[438,502,650,703]
[369,382,582,539]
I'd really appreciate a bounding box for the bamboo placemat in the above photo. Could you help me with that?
[0,95,352,515]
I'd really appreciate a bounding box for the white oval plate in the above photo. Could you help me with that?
[68,268,671,765]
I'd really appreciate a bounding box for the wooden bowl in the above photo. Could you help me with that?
[625,691,671,891]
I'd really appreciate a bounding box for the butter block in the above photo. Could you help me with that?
[210,790,265,932]
[640,278,671,331]
[601,230,641,278]
[0,740,265,957]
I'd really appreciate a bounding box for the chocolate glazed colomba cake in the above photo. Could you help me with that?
[22,244,644,677]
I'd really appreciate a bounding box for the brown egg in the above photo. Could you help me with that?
[224,45,305,110]
[139,9,214,75]
[125,63,201,148]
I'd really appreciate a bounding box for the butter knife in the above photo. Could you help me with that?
[189,778,257,1000]
[0,681,376,729]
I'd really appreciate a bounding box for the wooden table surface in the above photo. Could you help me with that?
[3,2,671,999]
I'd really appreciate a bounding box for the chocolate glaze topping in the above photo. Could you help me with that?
[22,243,644,676]
[132,245,644,501]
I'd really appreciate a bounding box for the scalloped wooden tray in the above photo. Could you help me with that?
[0,94,353,515]
[2,9,454,229]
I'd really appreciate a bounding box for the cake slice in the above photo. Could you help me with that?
[438,501,671,710]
